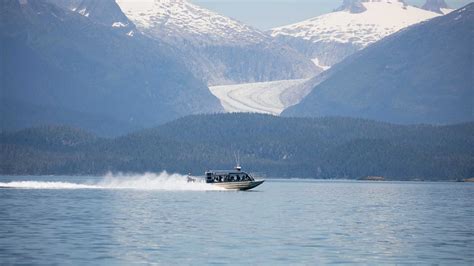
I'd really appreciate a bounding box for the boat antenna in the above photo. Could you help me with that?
[234,150,241,171]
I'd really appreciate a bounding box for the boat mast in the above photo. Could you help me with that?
[234,151,241,172]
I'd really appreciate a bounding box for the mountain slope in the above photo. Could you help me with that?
[116,0,319,85]
[422,0,453,14]
[283,4,474,125]
[1,0,222,136]
[0,99,139,137]
[270,0,440,68]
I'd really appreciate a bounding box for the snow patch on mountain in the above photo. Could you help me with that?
[77,8,89,17]
[440,8,454,14]
[112,21,127,28]
[312,58,331,71]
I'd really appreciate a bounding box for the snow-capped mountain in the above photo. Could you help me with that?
[283,3,474,125]
[422,0,453,14]
[116,0,265,45]
[116,0,319,85]
[270,0,442,68]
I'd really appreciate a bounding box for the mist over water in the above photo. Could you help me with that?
[0,172,223,191]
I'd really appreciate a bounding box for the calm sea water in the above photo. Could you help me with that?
[0,173,473,265]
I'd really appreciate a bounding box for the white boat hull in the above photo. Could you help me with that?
[212,180,264,191]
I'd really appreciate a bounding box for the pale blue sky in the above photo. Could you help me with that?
[192,0,473,30]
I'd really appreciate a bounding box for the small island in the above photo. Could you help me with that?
[359,176,385,181]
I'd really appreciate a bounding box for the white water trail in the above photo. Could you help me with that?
[0,172,224,191]
[0,181,100,189]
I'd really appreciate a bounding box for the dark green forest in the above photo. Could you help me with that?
[1,113,473,180]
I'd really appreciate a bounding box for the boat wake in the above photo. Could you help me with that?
[0,181,100,190]
[0,172,224,191]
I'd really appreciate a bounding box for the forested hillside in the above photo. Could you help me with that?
[1,114,473,180]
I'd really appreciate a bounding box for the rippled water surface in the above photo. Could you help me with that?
[1,174,473,264]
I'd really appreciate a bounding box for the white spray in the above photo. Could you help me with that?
[0,171,225,191]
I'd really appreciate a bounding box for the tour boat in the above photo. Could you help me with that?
[205,166,264,190]
[188,165,264,190]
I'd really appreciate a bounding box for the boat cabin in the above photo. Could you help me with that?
[205,169,255,183]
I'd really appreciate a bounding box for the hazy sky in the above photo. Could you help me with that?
[192,0,473,30]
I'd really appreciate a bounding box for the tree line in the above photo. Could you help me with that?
[1,113,473,180]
